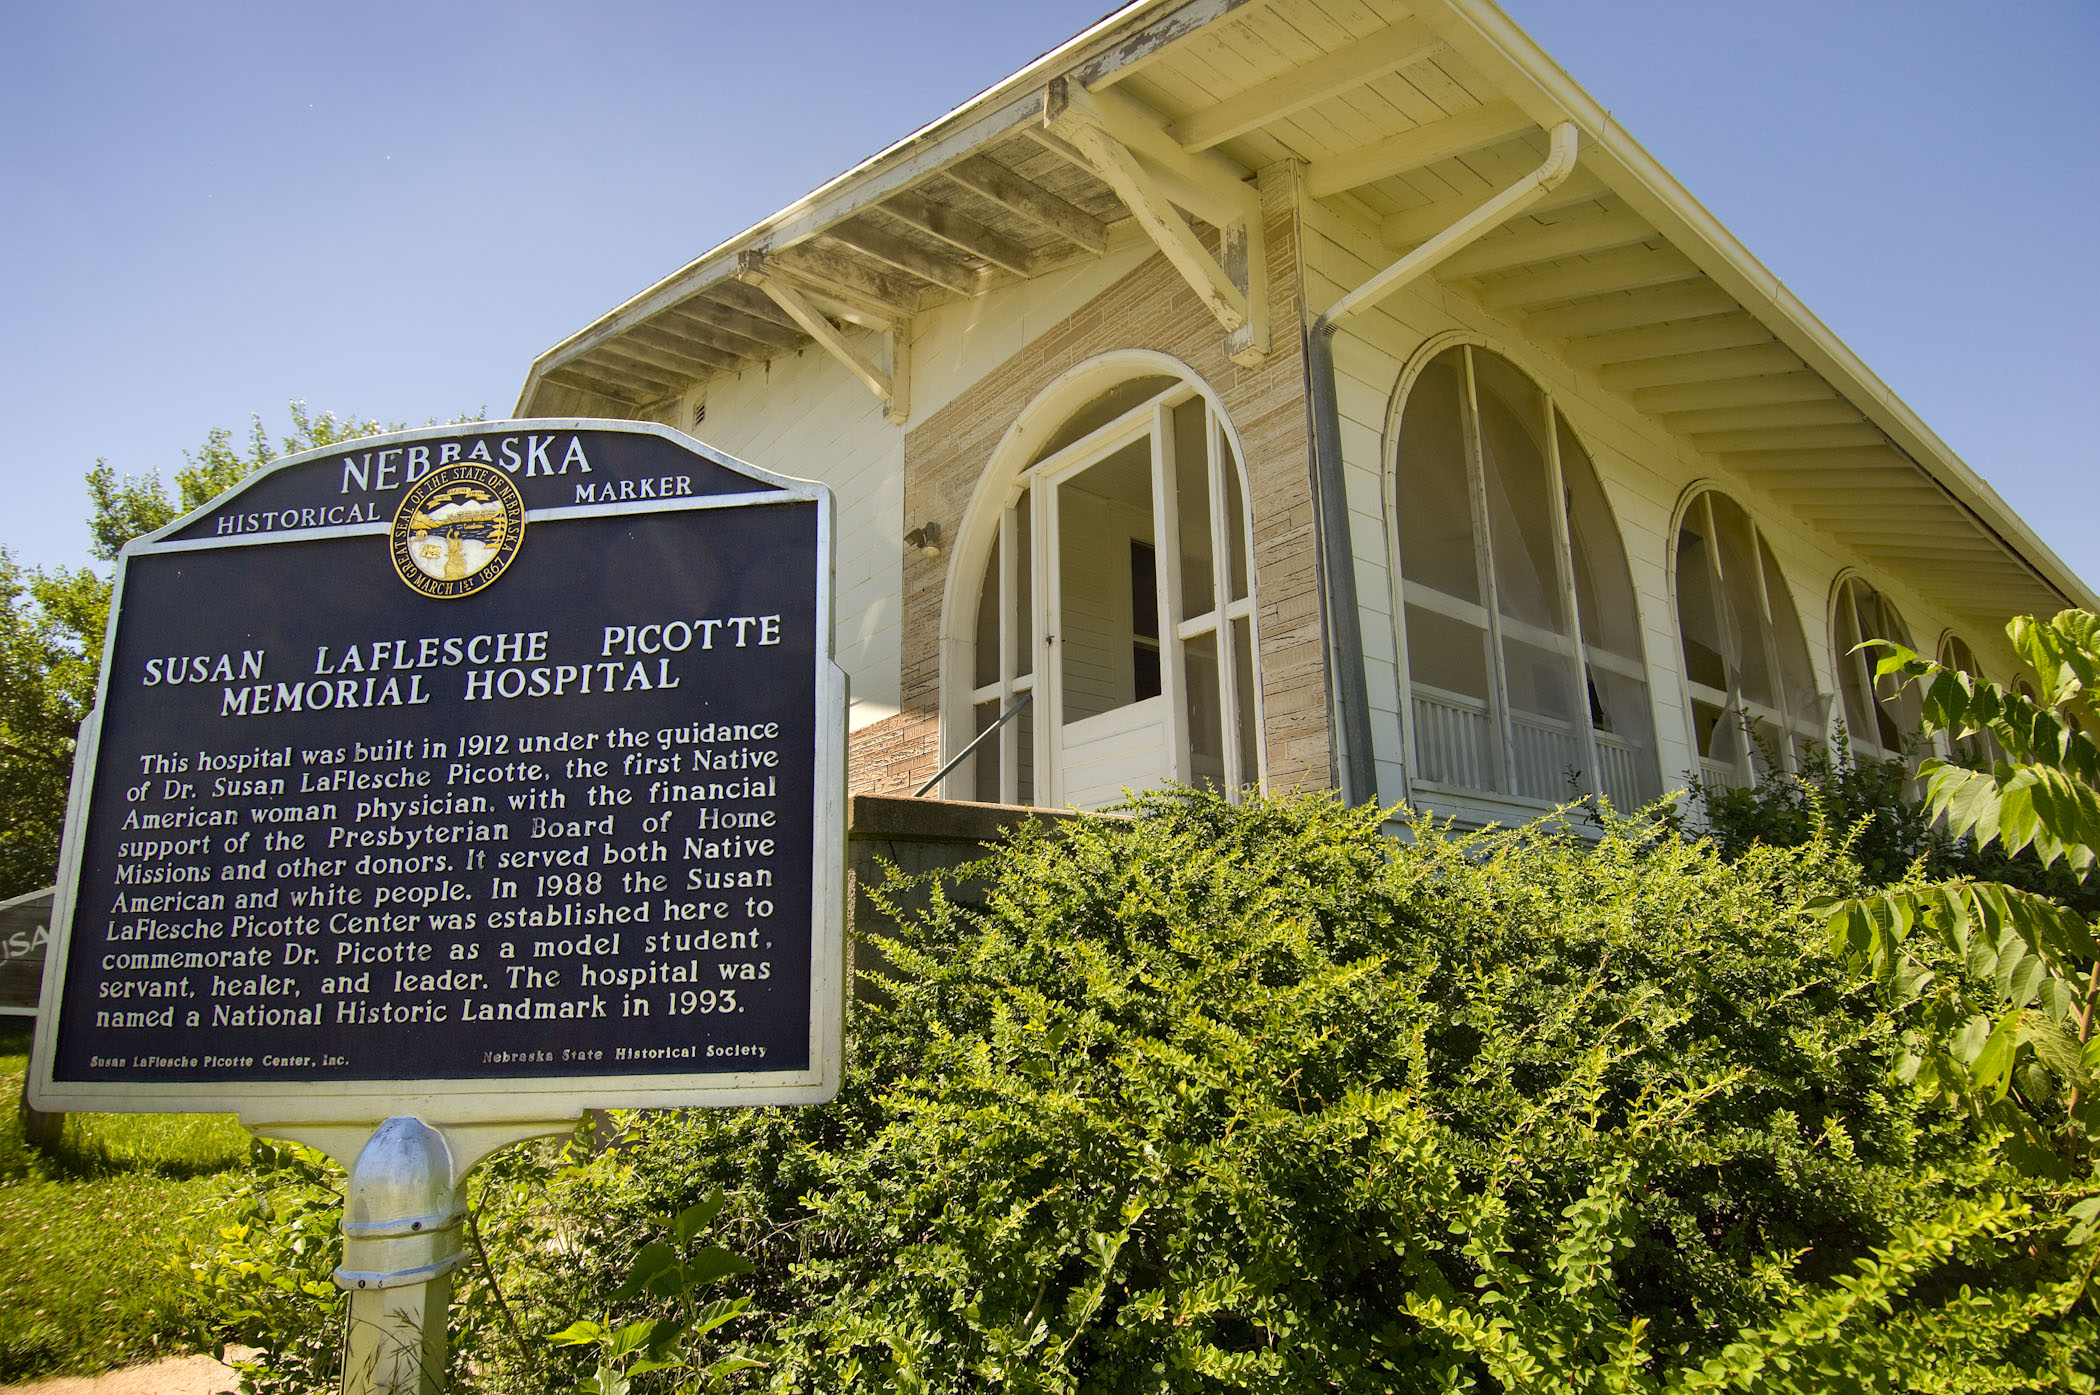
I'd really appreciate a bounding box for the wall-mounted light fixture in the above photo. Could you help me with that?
[904,521,942,560]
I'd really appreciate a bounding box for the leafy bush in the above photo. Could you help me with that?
[1685,721,2097,911]
[189,791,2100,1390]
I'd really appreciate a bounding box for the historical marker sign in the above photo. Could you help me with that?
[29,421,845,1123]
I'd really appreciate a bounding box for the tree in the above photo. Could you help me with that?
[1816,609,2100,1175]
[0,404,409,898]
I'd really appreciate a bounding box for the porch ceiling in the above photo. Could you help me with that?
[515,0,2090,630]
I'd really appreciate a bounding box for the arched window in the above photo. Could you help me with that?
[1673,491,1825,787]
[1393,344,1659,810]
[1831,576,1921,762]
[1934,633,1996,764]
[952,363,1260,809]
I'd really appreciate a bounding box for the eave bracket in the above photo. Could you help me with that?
[1042,77,1269,367]
[736,251,911,424]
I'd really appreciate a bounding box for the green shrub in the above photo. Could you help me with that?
[190,791,2099,1391]
[493,792,2095,1391]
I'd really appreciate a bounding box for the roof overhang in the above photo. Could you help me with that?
[517,0,2093,625]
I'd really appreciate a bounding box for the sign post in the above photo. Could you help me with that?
[28,421,845,1391]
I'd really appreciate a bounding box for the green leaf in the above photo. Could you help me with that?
[674,1191,726,1246]
[682,1245,755,1288]
[548,1320,608,1348]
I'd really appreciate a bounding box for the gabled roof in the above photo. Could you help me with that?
[517,0,2094,626]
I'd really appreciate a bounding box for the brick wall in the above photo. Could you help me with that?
[859,163,1332,799]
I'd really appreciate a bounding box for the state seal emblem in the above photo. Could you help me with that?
[389,464,525,599]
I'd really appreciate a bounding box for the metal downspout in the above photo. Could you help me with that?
[1305,121,1579,805]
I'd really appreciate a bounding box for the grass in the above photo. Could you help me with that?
[0,1020,253,1382]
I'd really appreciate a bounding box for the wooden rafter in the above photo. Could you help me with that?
[1599,343,1803,392]
[606,330,736,376]
[542,364,645,403]
[1628,372,1834,414]
[1474,245,1701,308]
[775,242,923,323]
[826,217,984,296]
[1689,424,1890,454]
[1562,313,1772,367]
[1519,279,1737,338]
[1171,16,1444,152]
[1041,77,1268,366]
[1304,99,1534,199]
[1660,399,1864,434]
[574,350,682,397]
[663,298,803,351]
[1436,206,1656,280]
[635,315,774,365]
[942,156,1109,254]
[1383,167,1610,247]
[880,190,1038,274]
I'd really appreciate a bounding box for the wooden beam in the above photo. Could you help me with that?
[541,364,644,404]
[1689,423,1889,454]
[1044,80,1249,335]
[1046,80,1256,230]
[825,217,984,296]
[774,242,924,320]
[1474,245,1701,309]
[634,316,774,365]
[1520,279,1737,339]
[1824,527,2004,552]
[1626,370,1832,414]
[1304,100,1534,199]
[706,280,804,330]
[879,190,1037,275]
[1382,167,1609,247]
[1717,446,1914,473]
[596,332,733,378]
[1562,313,1771,367]
[1435,207,1656,279]
[942,155,1109,254]
[663,298,803,351]
[738,262,892,405]
[573,349,683,397]
[1171,17,1443,151]
[1659,399,1863,436]
[1786,502,1975,527]
[1597,342,1802,392]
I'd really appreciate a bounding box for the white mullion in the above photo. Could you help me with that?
[1206,401,1243,794]
[1843,583,1891,759]
[1034,481,1059,806]
[1152,402,1191,784]
[1741,518,1794,772]
[1695,496,1752,785]
[1176,613,1221,643]
[1458,347,1513,793]
[1541,398,1603,800]
[998,506,1020,803]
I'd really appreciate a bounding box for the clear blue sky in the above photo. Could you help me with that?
[3,1,2094,596]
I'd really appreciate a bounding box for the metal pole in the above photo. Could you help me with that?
[336,1118,465,1395]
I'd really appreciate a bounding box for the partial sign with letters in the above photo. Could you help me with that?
[29,421,845,1123]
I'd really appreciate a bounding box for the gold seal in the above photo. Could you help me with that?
[389,464,525,599]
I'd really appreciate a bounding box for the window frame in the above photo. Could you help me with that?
[940,355,1263,807]
[1829,572,1922,764]
[1385,338,1660,817]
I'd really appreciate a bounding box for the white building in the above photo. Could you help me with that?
[516,0,2094,826]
